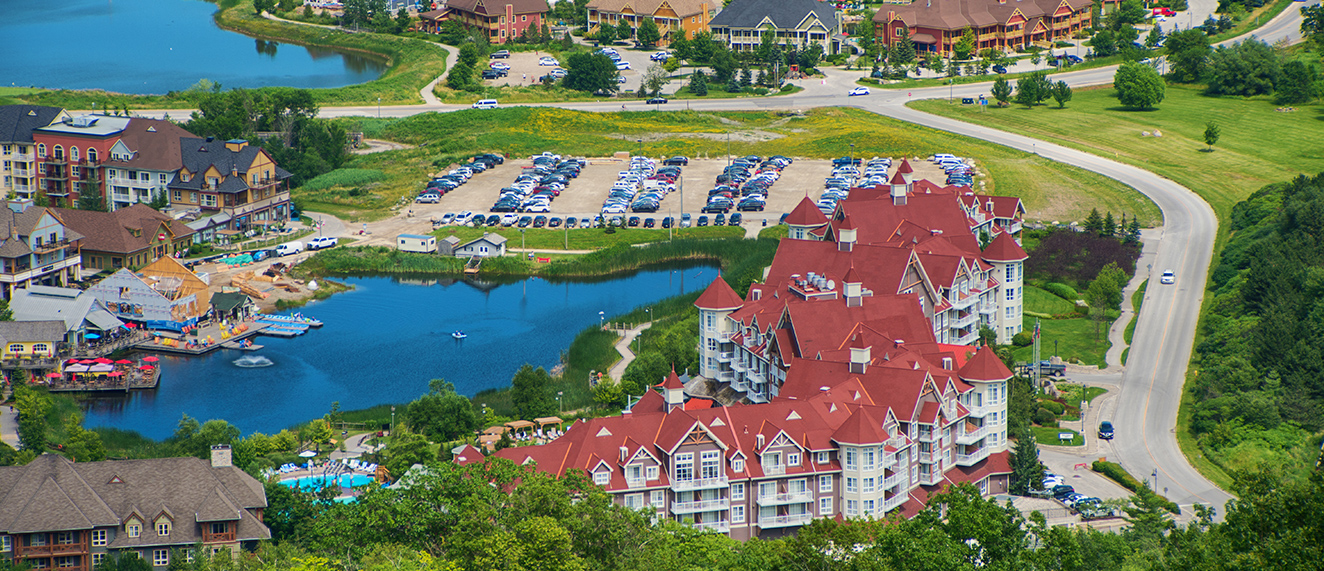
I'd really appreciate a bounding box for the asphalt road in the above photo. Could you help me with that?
[134,1,1316,516]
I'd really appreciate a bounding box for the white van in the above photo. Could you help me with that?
[472,99,499,109]
[275,241,304,257]
[932,153,957,162]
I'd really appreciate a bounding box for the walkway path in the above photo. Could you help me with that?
[607,322,652,381]
[0,402,17,449]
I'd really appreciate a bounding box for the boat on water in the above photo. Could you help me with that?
[262,327,303,338]
[257,313,323,327]
[452,331,467,339]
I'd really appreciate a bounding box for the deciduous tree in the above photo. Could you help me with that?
[1164,28,1211,83]
[1203,120,1220,151]
[1114,61,1165,109]
[636,17,661,47]
[1276,60,1320,104]
[563,52,620,93]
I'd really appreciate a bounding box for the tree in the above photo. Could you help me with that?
[511,364,556,419]
[1164,28,1211,83]
[1114,0,1147,28]
[1304,4,1324,50]
[13,384,50,453]
[991,76,1012,106]
[1203,121,1221,152]
[891,27,917,66]
[688,70,708,95]
[1276,60,1320,104]
[254,0,275,14]
[636,17,661,47]
[1206,40,1281,96]
[342,0,385,29]
[739,65,752,87]
[1126,215,1142,244]
[641,63,669,96]
[594,22,617,45]
[616,17,633,43]
[1051,80,1073,108]
[1091,28,1117,57]
[407,379,479,442]
[953,28,977,60]
[96,552,153,571]
[563,52,620,93]
[1013,71,1051,107]
[1145,24,1165,49]
[63,417,107,462]
[1114,61,1165,109]
[77,193,106,212]
[0,298,11,321]
[1084,208,1104,234]
[592,381,624,408]
[1102,211,1117,237]
[380,431,436,479]
[1009,428,1046,495]
[727,75,742,93]
[709,46,737,83]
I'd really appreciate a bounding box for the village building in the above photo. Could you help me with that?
[0,200,84,299]
[8,286,125,345]
[31,115,130,209]
[874,0,1093,56]
[586,0,717,45]
[423,0,551,43]
[0,105,70,202]
[52,204,195,275]
[101,118,196,210]
[454,233,507,257]
[167,137,293,235]
[209,291,258,322]
[86,257,210,331]
[709,0,844,55]
[0,448,270,571]
[0,321,68,372]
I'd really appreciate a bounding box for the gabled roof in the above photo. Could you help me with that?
[447,0,550,16]
[875,0,1092,32]
[0,105,68,144]
[587,0,711,17]
[53,204,195,256]
[711,0,838,29]
[169,137,291,195]
[785,196,829,226]
[102,118,196,172]
[694,276,744,310]
[9,286,124,333]
[0,320,67,345]
[957,345,1013,381]
[831,406,890,445]
[981,231,1029,262]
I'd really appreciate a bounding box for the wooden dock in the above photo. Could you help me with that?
[47,367,162,393]
[132,322,272,355]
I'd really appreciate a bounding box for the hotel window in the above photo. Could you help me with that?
[54,532,74,545]
[787,452,800,466]
[0,536,9,552]
[863,449,875,471]
[31,559,49,570]
[819,497,832,515]
[758,482,775,499]
[1006,266,1014,281]
[700,450,721,479]
[651,490,665,507]
[593,470,609,485]
[646,465,659,480]
[71,147,79,162]
[92,554,105,567]
[731,482,745,500]
[202,194,217,207]
[819,475,832,492]
[844,448,856,470]
[863,477,875,493]
[1006,307,1015,319]
[54,145,63,159]
[863,499,875,514]
[32,343,49,354]
[56,556,77,568]
[625,494,644,510]
[846,499,858,516]
[159,173,167,184]
[154,549,169,566]
[845,477,857,493]
[91,530,107,546]
[674,452,694,481]
[1,145,9,155]
[38,144,46,157]
[731,505,745,523]
[522,15,526,21]
[127,522,140,538]
[732,458,744,472]
[627,465,643,483]
[172,190,182,201]
[817,451,829,464]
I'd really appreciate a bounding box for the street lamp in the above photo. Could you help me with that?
[726,131,731,166]
[636,138,643,159]
[599,310,605,329]
[390,406,395,437]
[849,143,854,168]
[557,391,563,414]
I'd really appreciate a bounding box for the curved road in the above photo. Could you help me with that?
[138,1,1314,516]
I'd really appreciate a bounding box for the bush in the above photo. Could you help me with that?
[1043,282,1078,301]
[1039,400,1066,415]
[1092,460,1181,514]
[1012,331,1034,347]
[1033,408,1058,426]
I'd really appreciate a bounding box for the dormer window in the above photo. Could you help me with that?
[156,520,170,536]
[732,458,744,472]
[126,521,141,538]
[593,470,609,486]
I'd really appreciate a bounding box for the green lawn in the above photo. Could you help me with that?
[432,224,744,250]
[1013,315,1111,367]
[1023,285,1077,317]
[1033,426,1084,446]
[319,106,1159,223]
[910,84,1324,233]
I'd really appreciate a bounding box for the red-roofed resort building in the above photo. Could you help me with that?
[476,168,1028,539]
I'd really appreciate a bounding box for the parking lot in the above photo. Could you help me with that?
[411,154,974,229]
[481,48,656,93]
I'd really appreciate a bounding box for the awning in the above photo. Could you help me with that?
[504,420,536,430]
[911,33,937,44]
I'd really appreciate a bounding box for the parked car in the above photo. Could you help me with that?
[1051,485,1076,500]
[539,56,559,66]
[643,217,655,228]
[697,215,709,227]
[992,64,1008,74]
[415,194,439,203]
[650,51,670,61]
[661,216,673,228]
[490,49,511,58]
[308,236,338,250]
[615,61,631,70]
[646,97,667,105]
[663,156,689,166]
[1098,421,1114,440]
[275,241,304,256]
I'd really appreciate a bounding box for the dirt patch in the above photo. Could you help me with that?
[352,139,414,155]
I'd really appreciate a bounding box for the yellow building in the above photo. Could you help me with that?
[167,138,293,234]
[587,0,717,45]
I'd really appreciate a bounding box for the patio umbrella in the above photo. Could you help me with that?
[79,359,96,364]
[65,364,90,373]
[85,333,101,339]
[107,371,124,377]
[298,450,317,458]
[139,365,155,370]
[65,358,80,364]
[115,359,132,364]
[94,358,113,365]
[142,356,160,362]
[123,323,136,329]
[46,373,62,378]
[89,364,115,373]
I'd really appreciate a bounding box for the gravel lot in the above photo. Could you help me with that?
[480,49,655,93]
[409,155,979,227]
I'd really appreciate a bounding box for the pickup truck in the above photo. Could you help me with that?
[831,156,862,167]
[1018,361,1066,377]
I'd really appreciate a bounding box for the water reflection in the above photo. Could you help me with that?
[256,39,279,58]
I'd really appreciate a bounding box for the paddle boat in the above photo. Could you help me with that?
[257,313,324,327]
[452,331,467,339]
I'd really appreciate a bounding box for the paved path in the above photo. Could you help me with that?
[0,402,18,449]
[607,322,652,381]
[1102,227,1163,371]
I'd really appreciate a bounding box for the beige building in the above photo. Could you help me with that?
[0,106,70,201]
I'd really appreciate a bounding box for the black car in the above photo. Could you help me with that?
[661,216,673,228]
[533,215,548,228]
[627,216,641,227]
[490,50,510,58]
[518,216,533,228]
[697,215,709,227]
[729,213,742,226]
[646,97,668,105]
[992,64,1007,74]
[486,215,501,226]
[1048,58,1061,67]
[1051,485,1076,500]
[831,156,862,167]
[475,153,505,165]
[481,70,503,80]
[566,216,578,227]
[714,213,726,226]
[1098,421,1114,440]
[471,216,486,227]
[643,218,655,228]
[663,156,689,166]
[548,217,562,228]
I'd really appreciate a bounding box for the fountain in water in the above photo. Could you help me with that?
[233,355,274,368]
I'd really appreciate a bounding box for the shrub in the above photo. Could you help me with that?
[1092,460,1181,514]
[1033,408,1058,426]
[1044,282,1079,301]
[1039,400,1066,415]
[1027,229,1140,290]
[1012,331,1034,347]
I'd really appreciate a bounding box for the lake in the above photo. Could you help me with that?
[82,267,714,439]
[0,0,387,94]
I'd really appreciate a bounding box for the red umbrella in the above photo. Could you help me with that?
[79,359,97,364]
[124,323,136,329]
[65,358,80,364]
[115,359,133,365]
[46,372,61,378]
[94,358,113,364]
[108,371,124,377]
[139,365,155,370]
[142,356,160,363]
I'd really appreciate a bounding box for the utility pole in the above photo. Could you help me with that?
[1032,318,1042,389]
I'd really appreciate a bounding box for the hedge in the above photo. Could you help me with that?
[1091,460,1181,515]
[1044,282,1078,301]
[1039,400,1066,415]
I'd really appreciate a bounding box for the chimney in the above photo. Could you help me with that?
[210,444,232,468]
[849,334,870,374]
[843,266,863,307]
[619,446,628,462]
[756,433,765,450]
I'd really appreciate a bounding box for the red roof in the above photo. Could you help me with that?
[633,388,666,413]
[684,398,715,411]
[981,232,1029,262]
[838,214,856,230]
[694,277,744,310]
[831,406,890,445]
[957,345,1013,381]
[889,171,907,185]
[660,367,685,390]
[897,159,913,174]
[785,196,828,226]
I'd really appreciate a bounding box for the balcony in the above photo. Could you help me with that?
[917,451,935,464]
[12,152,34,162]
[112,192,132,203]
[626,477,647,489]
[13,184,32,194]
[956,447,991,466]
[716,370,735,382]
[728,378,748,392]
[917,431,936,443]
[715,330,733,342]
[44,155,68,165]
[717,351,734,362]
[746,370,766,384]
[223,190,291,218]
[884,471,903,489]
[948,292,979,310]
[951,312,979,329]
[747,392,768,404]
[689,520,730,533]
[10,168,32,178]
[15,542,86,557]
[730,359,746,372]
[883,492,907,512]
[761,464,786,476]
[952,330,979,345]
[672,476,729,491]
[757,512,814,529]
[881,453,896,470]
[671,497,730,514]
[756,490,812,506]
[32,239,74,254]
[965,403,989,418]
[1007,221,1023,234]
[0,254,78,283]
[956,425,988,445]
[980,304,998,315]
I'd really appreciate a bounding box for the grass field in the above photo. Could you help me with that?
[316,107,1160,222]
[1024,285,1077,317]
[432,225,744,250]
[1013,315,1111,367]
[910,83,1324,233]
[1034,426,1084,446]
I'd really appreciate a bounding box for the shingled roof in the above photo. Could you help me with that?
[447,0,549,16]
[103,118,197,172]
[0,105,68,144]
[875,0,1092,32]
[52,204,194,256]
[980,231,1029,262]
[710,0,838,29]
[694,276,744,310]
[587,0,711,17]
[169,138,291,195]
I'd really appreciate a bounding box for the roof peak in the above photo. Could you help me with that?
[694,276,744,310]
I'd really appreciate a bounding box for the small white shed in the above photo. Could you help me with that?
[397,234,437,253]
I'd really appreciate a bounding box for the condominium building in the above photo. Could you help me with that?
[587,0,717,45]
[0,200,83,299]
[0,106,70,201]
[32,115,131,209]
[167,137,293,234]
[875,0,1093,56]
[709,0,843,54]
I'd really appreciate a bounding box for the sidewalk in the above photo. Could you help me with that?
[1102,228,1163,371]
[1,400,19,449]
[607,322,653,381]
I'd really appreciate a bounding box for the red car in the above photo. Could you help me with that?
[1152,7,1176,16]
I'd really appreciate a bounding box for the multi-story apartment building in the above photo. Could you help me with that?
[587,0,716,45]
[494,335,1012,539]
[875,0,1093,56]
[438,0,550,43]
[1,106,70,201]
[0,200,83,299]
[102,118,196,210]
[0,447,269,571]
[709,0,843,55]
[167,137,293,234]
[32,115,132,209]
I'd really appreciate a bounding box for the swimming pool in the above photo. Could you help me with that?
[281,474,375,491]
